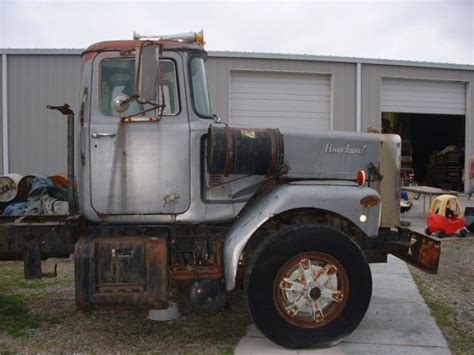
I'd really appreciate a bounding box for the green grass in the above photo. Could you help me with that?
[412,273,474,354]
[0,261,248,352]
[0,267,72,292]
[0,295,43,337]
[423,298,457,328]
[0,267,67,339]
[0,268,49,292]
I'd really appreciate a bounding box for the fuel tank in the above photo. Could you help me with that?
[207,126,284,176]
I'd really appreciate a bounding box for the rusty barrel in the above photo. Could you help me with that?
[0,174,37,202]
[207,126,284,176]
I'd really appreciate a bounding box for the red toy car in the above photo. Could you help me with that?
[425,194,467,238]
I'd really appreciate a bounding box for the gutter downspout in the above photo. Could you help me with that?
[356,62,362,133]
[2,54,8,174]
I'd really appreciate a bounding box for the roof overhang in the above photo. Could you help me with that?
[0,48,473,71]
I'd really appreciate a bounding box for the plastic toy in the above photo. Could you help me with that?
[425,194,467,238]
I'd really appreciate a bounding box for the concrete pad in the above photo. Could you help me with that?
[370,255,411,274]
[298,343,451,355]
[245,324,265,338]
[370,272,425,304]
[235,337,295,355]
[346,306,448,347]
[234,255,451,355]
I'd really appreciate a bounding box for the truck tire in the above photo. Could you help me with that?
[244,225,372,349]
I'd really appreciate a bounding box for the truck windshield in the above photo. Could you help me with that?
[190,57,212,118]
[99,59,179,117]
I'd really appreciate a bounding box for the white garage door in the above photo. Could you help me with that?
[382,78,465,115]
[230,71,331,130]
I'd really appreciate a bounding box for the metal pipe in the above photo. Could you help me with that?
[46,104,76,215]
[464,82,471,193]
[356,62,362,133]
[67,110,76,215]
[2,54,9,174]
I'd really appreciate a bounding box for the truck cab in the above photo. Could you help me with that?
[81,39,212,221]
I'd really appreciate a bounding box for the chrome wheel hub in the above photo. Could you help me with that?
[274,253,349,328]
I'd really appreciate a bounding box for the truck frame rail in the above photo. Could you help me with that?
[0,214,82,278]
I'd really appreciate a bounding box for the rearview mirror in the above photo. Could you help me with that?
[112,95,130,113]
[135,44,160,103]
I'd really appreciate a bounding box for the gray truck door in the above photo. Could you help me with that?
[89,52,190,215]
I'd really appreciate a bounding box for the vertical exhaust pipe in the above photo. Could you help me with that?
[46,104,76,215]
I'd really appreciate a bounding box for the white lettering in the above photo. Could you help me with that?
[324,143,367,155]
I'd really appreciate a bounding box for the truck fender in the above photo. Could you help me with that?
[224,182,381,291]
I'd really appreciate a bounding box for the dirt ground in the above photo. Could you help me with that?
[410,237,474,355]
[0,257,250,354]
[1,238,473,354]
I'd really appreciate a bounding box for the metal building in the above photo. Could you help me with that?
[1,49,474,191]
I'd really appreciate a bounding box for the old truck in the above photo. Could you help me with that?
[0,31,441,349]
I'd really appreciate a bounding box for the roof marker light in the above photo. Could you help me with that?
[133,29,206,47]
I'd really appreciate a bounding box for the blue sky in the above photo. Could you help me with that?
[0,0,472,64]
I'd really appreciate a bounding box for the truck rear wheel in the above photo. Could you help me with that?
[244,225,372,349]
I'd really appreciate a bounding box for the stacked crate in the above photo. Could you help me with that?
[425,145,463,191]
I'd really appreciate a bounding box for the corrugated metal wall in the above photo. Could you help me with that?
[0,56,3,175]
[1,51,474,188]
[7,55,81,175]
[207,57,357,131]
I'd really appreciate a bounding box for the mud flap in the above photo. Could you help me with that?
[389,230,441,274]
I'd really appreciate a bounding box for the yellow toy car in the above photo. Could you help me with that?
[425,194,467,238]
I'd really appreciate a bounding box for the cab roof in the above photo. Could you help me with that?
[82,40,205,61]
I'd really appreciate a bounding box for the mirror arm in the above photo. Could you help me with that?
[120,94,139,107]
[121,102,166,121]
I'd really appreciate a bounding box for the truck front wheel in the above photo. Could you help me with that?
[244,225,372,349]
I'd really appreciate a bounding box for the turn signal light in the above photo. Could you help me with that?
[360,195,380,208]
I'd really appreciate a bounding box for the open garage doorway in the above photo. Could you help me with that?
[382,112,465,191]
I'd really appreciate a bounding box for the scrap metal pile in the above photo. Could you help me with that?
[0,173,72,215]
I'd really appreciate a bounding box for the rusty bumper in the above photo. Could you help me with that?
[388,229,441,274]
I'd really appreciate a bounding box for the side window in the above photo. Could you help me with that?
[99,59,179,116]
[190,57,212,118]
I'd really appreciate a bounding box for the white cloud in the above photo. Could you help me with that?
[0,0,472,64]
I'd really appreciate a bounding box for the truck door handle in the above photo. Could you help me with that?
[91,133,116,138]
